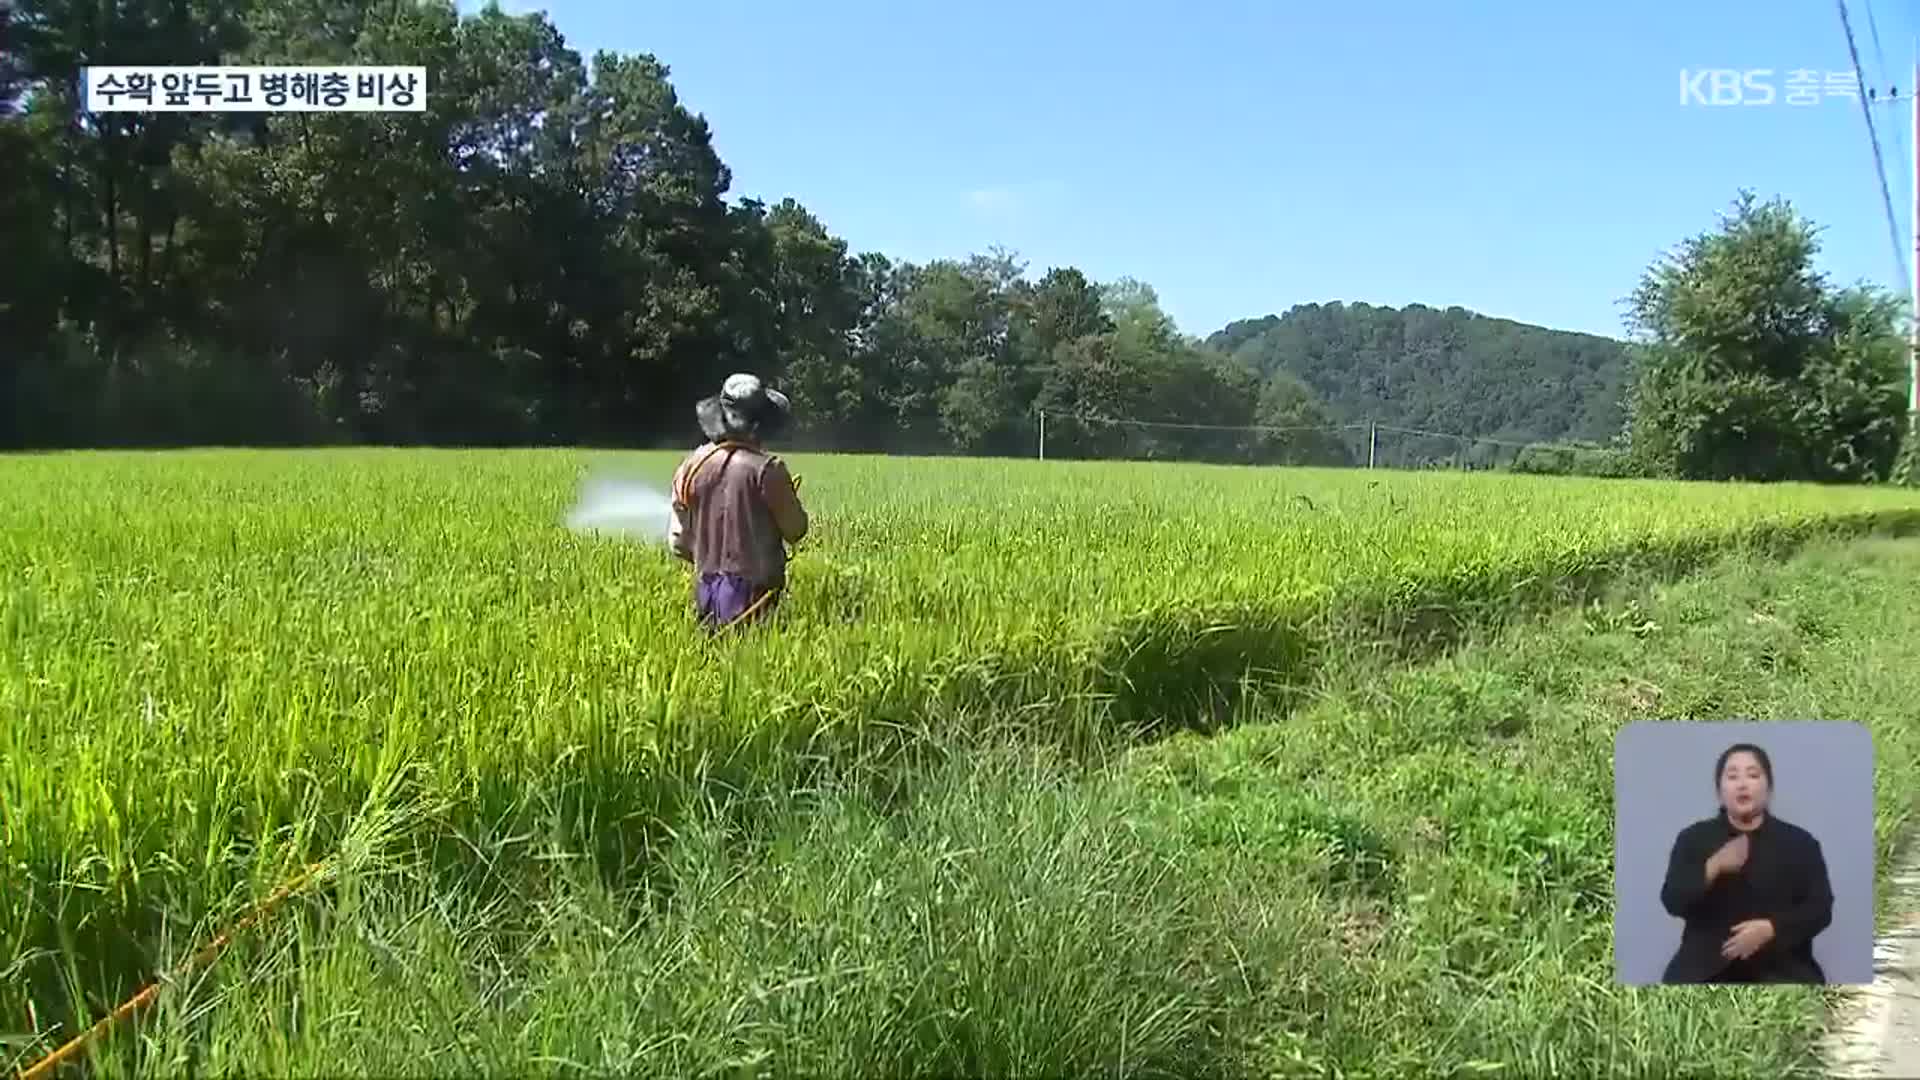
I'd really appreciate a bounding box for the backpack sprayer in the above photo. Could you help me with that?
[670,439,804,630]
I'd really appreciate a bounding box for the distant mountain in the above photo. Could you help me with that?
[1205,302,1631,465]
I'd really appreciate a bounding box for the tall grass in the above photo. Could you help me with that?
[83,747,1353,1078]
[6,448,1920,1072]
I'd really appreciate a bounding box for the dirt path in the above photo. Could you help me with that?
[1822,834,1920,1076]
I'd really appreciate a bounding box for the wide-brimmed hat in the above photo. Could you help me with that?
[696,372,792,441]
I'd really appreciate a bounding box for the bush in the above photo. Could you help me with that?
[1508,441,1637,478]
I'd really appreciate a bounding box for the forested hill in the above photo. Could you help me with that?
[1206,302,1632,458]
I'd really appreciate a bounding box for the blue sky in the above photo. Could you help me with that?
[460,0,1920,341]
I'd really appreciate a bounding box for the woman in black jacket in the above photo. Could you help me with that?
[1658,742,1834,983]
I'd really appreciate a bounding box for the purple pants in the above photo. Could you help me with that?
[695,572,779,629]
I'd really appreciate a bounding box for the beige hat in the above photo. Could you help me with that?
[696,372,791,440]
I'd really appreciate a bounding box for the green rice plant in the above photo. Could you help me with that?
[4,447,1920,1063]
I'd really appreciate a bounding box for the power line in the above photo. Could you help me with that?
[1061,413,1367,437]
[1865,0,1895,87]
[1861,0,1911,240]
[1051,411,1569,453]
[1371,423,1541,451]
[1837,0,1911,288]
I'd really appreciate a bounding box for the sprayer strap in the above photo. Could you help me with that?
[675,440,751,507]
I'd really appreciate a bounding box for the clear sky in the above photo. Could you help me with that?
[459,0,1920,341]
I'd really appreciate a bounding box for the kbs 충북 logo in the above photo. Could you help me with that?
[1679,68,1862,106]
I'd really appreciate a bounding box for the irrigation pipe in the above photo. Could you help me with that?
[16,861,334,1080]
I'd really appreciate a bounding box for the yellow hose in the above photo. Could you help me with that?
[18,862,331,1080]
[720,585,780,630]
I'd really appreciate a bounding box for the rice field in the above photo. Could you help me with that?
[6,448,1920,1075]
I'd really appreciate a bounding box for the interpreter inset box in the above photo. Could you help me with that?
[1613,720,1874,985]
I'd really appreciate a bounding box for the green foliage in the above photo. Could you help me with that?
[1623,192,1911,483]
[1206,302,1631,468]
[1253,373,1355,466]
[1893,423,1920,486]
[1507,440,1637,478]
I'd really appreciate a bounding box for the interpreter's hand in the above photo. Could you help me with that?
[1707,834,1750,880]
[791,474,803,493]
[1722,918,1775,960]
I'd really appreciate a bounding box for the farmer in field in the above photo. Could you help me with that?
[669,373,808,630]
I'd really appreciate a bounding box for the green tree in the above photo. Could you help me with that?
[856,252,1021,453]
[1020,267,1111,357]
[1252,372,1354,466]
[0,110,65,447]
[1101,276,1179,356]
[1623,192,1908,482]
[783,250,900,447]
[1032,329,1170,459]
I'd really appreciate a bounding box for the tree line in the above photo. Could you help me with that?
[0,0,1350,465]
[2,0,1913,483]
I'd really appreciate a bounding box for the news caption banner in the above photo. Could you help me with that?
[82,66,426,112]
[1611,720,1876,987]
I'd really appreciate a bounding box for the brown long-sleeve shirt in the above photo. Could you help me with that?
[668,441,807,587]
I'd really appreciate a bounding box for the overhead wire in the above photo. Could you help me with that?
[1862,0,1911,264]
[1837,0,1911,288]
